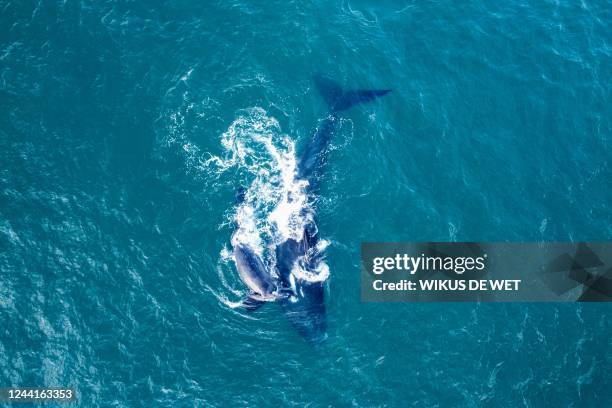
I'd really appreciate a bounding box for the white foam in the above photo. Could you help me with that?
[291,259,330,283]
[216,108,329,280]
[167,106,330,296]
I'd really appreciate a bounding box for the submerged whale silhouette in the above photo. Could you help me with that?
[232,75,390,344]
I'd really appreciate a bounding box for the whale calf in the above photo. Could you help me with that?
[231,75,390,343]
[233,243,279,309]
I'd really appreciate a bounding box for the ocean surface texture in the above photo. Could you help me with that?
[1,0,611,406]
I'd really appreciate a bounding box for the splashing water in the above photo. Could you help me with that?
[208,107,329,284]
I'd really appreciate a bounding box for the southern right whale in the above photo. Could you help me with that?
[232,75,390,343]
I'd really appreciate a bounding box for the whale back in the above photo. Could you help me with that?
[234,244,276,296]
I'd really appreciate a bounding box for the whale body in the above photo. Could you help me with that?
[232,75,390,343]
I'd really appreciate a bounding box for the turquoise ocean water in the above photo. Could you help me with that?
[1,1,611,406]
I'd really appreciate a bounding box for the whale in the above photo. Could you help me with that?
[231,75,390,343]
[233,243,279,307]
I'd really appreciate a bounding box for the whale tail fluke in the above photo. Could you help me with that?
[314,74,391,113]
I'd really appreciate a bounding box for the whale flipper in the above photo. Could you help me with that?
[314,74,391,112]
[240,293,266,311]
